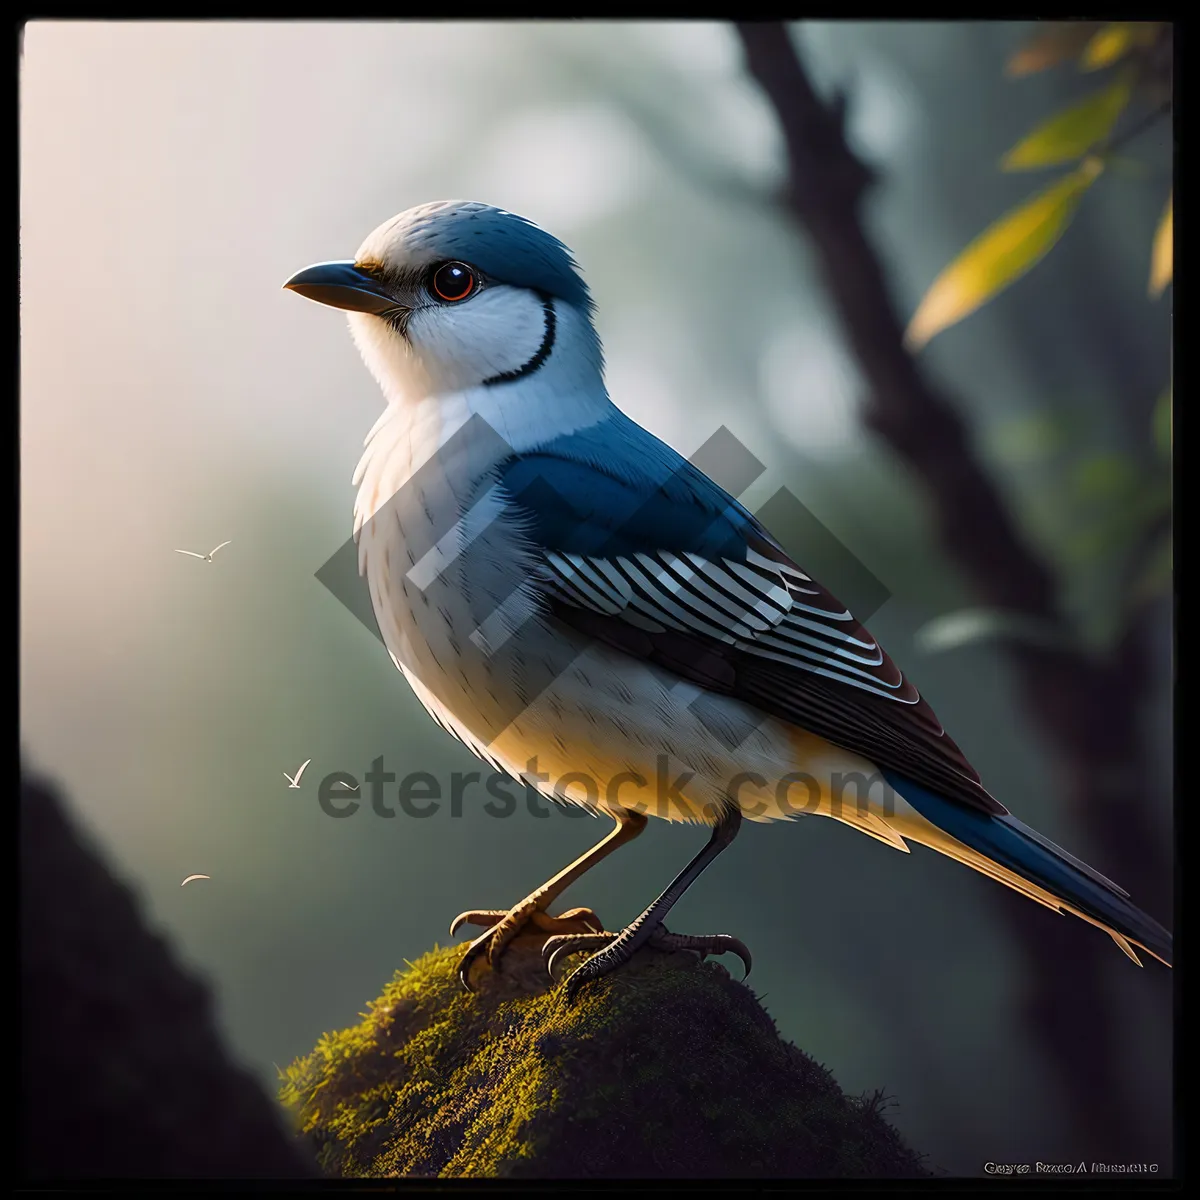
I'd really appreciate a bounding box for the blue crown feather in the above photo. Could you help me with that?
[404,202,594,314]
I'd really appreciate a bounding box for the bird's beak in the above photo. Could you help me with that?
[282,260,406,316]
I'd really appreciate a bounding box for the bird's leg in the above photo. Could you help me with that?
[450,808,648,991]
[547,804,746,1003]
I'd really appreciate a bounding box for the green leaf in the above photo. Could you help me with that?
[986,412,1073,464]
[1153,387,1172,459]
[906,160,1103,350]
[1006,22,1103,77]
[1071,452,1140,501]
[1001,78,1132,170]
[1064,474,1170,563]
[1061,453,1168,566]
[1149,191,1172,298]
[915,609,1071,654]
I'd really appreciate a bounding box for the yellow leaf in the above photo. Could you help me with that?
[1002,78,1132,169]
[1007,22,1102,77]
[1149,192,1172,298]
[906,162,1103,351]
[1080,22,1159,71]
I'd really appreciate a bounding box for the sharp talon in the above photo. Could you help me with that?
[560,949,613,1004]
[652,931,753,980]
[458,962,477,994]
[456,933,494,993]
[700,934,751,980]
[541,935,564,971]
[449,909,505,938]
[546,941,576,982]
[727,937,752,980]
[543,932,612,981]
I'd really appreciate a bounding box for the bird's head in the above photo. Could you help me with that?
[284,200,603,403]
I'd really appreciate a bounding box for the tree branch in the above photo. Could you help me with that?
[1103,98,1172,157]
[737,23,1064,624]
[734,20,1170,1155]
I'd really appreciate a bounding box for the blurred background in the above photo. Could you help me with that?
[20,21,1172,1177]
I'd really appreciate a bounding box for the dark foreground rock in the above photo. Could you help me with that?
[20,771,312,1180]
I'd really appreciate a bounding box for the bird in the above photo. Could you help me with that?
[284,200,1172,1002]
[284,759,312,789]
[180,874,211,886]
[174,540,232,563]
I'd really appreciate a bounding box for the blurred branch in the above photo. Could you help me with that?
[1104,98,1172,155]
[735,22,1060,620]
[647,141,779,210]
[542,35,780,212]
[734,20,1169,1155]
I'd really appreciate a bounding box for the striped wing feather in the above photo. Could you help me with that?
[537,529,1004,817]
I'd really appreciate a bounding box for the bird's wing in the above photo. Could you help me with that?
[494,413,1004,816]
[174,549,206,559]
[294,758,312,783]
[210,540,232,555]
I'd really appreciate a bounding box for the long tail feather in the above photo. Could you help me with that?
[881,771,1172,968]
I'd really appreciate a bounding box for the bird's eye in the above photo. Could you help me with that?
[428,261,478,304]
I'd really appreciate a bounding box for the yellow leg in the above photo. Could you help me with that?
[451,808,648,991]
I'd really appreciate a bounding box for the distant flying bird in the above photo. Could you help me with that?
[335,781,360,792]
[284,759,312,789]
[180,874,211,886]
[174,540,232,563]
[285,199,1172,1004]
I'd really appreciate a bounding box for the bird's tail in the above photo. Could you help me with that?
[881,771,1172,967]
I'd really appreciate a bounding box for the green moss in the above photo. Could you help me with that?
[281,942,929,1179]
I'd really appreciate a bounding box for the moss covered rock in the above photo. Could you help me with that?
[281,937,929,1179]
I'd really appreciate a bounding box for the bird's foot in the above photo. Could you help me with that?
[449,905,604,992]
[543,925,752,1004]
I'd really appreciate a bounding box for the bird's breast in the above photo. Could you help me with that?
[354,402,552,753]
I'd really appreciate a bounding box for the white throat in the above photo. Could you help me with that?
[348,297,612,539]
